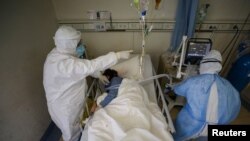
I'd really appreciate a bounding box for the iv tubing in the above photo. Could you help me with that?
[105,74,172,90]
[139,16,146,76]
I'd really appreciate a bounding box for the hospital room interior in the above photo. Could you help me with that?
[1,0,250,141]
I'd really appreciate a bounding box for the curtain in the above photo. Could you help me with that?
[170,0,199,52]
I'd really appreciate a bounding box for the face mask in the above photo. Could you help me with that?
[76,43,86,59]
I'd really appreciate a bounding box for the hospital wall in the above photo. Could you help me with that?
[0,0,58,140]
[52,0,250,74]
[0,0,248,140]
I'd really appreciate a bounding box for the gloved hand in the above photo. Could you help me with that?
[116,50,133,60]
[98,74,109,85]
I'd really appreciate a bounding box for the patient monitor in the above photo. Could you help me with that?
[174,36,212,79]
[167,37,212,111]
[185,38,212,65]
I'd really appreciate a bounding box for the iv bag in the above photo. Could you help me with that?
[140,0,149,14]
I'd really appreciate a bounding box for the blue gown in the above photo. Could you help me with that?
[173,74,241,141]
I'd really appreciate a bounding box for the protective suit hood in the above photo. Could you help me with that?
[53,26,81,55]
[199,50,222,74]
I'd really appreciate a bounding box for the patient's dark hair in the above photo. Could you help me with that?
[103,69,118,81]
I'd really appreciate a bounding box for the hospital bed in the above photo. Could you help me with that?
[79,54,175,141]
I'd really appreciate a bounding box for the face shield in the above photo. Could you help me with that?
[53,26,81,55]
[199,50,222,74]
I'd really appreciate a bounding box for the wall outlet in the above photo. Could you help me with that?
[208,24,218,30]
[94,22,106,31]
[117,23,129,29]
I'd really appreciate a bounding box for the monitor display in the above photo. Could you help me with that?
[185,38,212,64]
[187,42,210,57]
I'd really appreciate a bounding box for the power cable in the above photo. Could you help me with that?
[221,12,250,75]
[221,26,239,55]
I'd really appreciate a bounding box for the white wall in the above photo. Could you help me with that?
[52,0,178,69]
[200,0,249,21]
[52,0,249,73]
[52,0,177,20]
[0,0,57,140]
[82,32,171,69]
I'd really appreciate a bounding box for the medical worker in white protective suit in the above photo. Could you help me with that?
[172,50,241,141]
[43,25,133,141]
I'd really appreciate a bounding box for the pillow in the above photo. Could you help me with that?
[111,55,143,80]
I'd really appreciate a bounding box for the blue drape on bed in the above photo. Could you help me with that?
[170,0,199,52]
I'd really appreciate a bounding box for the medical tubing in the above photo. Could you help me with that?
[105,84,121,90]
[105,74,172,90]
[222,12,250,72]
[139,53,145,76]
[137,74,171,85]
[139,17,146,76]
[221,27,239,55]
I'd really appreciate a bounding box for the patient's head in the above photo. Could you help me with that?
[103,69,118,81]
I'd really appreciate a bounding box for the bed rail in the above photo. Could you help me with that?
[80,74,176,133]
[80,78,103,129]
[137,73,175,133]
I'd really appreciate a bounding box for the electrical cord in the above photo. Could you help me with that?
[220,12,250,75]
[221,26,239,55]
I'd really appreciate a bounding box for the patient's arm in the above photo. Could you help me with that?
[99,92,117,107]
[99,77,122,107]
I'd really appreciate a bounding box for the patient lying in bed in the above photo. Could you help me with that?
[99,69,123,107]
[90,69,123,113]
[82,70,174,141]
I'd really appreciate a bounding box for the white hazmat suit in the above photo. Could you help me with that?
[43,25,132,141]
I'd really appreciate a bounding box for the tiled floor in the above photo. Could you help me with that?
[170,104,250,125]
[231,105,250,125]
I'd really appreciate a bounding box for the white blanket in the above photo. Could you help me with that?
[81,79,173,141]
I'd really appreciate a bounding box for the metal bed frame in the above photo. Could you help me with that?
[80,72,176,134]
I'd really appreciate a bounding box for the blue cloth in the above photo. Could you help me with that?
[173,74,241,141]
[100,77,123,107]
[170,0,198,51]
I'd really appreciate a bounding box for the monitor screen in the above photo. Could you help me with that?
[185,38,212,64]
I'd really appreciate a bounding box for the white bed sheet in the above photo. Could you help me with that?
[110,54,157,103]
[81,79,173,141]
[80,54,173,141]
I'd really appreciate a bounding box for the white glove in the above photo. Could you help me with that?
[98,74,109,85]
[116,50,133,60]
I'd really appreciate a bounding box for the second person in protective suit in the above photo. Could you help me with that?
[172,50,241,141]
[43,25,133,141]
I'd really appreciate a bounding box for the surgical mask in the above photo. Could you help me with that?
[76,43,86,59]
